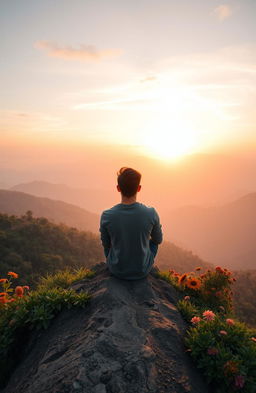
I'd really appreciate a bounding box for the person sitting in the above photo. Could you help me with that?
[100,167,163,280]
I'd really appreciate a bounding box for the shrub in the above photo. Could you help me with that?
[186,315,256,392]
[158,266,256,392]
[0,269,93,387]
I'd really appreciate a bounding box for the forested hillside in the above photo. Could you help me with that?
[156,241,213,272]
[0,211,212,286]
[0,211,255,327]
[0,211,103,286]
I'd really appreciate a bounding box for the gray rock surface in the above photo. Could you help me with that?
[2,263,209,393]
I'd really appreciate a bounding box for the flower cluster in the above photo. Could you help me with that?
[0,271,29,305]
[169,270,202,290]
[161,266,256,392]
[186,305,256,391]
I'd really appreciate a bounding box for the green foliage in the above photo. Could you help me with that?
[177,299,199,322]
[156,271,180,290]
[0,269,92,387]
[0,212,103,287]
[159,266,234,315]
[37,267,95,291]
[199,268,233,314]
[158,266,256,392]
[186,317,256,392]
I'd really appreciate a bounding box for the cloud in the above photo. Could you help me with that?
[213,4,233,21]
[0,110,66,134]
[140,76,157,83]
[34,41,122,61]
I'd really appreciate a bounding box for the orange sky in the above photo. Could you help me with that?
[1,0,256,211]
[1,0,256,162]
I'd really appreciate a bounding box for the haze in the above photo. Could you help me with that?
[1,1,256,268]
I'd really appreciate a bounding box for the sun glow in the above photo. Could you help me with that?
[140,114,198,161]
[143,132,196,160]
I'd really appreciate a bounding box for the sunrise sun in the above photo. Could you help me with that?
[140,117,198,161]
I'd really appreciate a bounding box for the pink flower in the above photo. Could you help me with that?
[219,330,228,335]
[191,316,201,325]
[207,347,219,355]
[234,375,245,389]
[203,310,216,321]
[226,318,235,325]
[184,296,190,301]
[251,337,256,342]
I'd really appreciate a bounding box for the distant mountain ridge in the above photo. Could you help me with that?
[0,189,99,233]
[11,181,115,214]
[8,183,256,270]
[166,193,256,270]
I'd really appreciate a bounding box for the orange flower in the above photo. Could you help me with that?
[251,337,256,343]
[23,285,30,291]
[186,278,201,290]
[0,278,7,283]
[195,267,201,271]
[15,286,24,297]
[215,266,224,273]
[0,296,7,304]
[219,330,228,335]
[178,274,187,285]
[8,271,18,279]
[226,318,235,325]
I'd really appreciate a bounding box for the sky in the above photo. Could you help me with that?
[0,0,256,199]
[1,0,256,161]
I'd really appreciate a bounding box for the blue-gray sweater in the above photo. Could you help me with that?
[99,202,163,280]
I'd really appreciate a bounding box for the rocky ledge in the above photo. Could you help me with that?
[2,264,209,393]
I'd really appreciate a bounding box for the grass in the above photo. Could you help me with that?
[0,268,94,387]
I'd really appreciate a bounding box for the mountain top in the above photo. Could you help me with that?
[3,264,208,393]
[0,189,99,233]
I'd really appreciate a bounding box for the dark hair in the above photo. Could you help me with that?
[117,167,141,197]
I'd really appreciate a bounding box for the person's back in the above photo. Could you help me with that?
[100,167,163,280]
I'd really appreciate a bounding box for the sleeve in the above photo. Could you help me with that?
[99,211,111,258]
[150,209,163,245]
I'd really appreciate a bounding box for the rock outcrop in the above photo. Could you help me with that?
[2,264,209,393]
